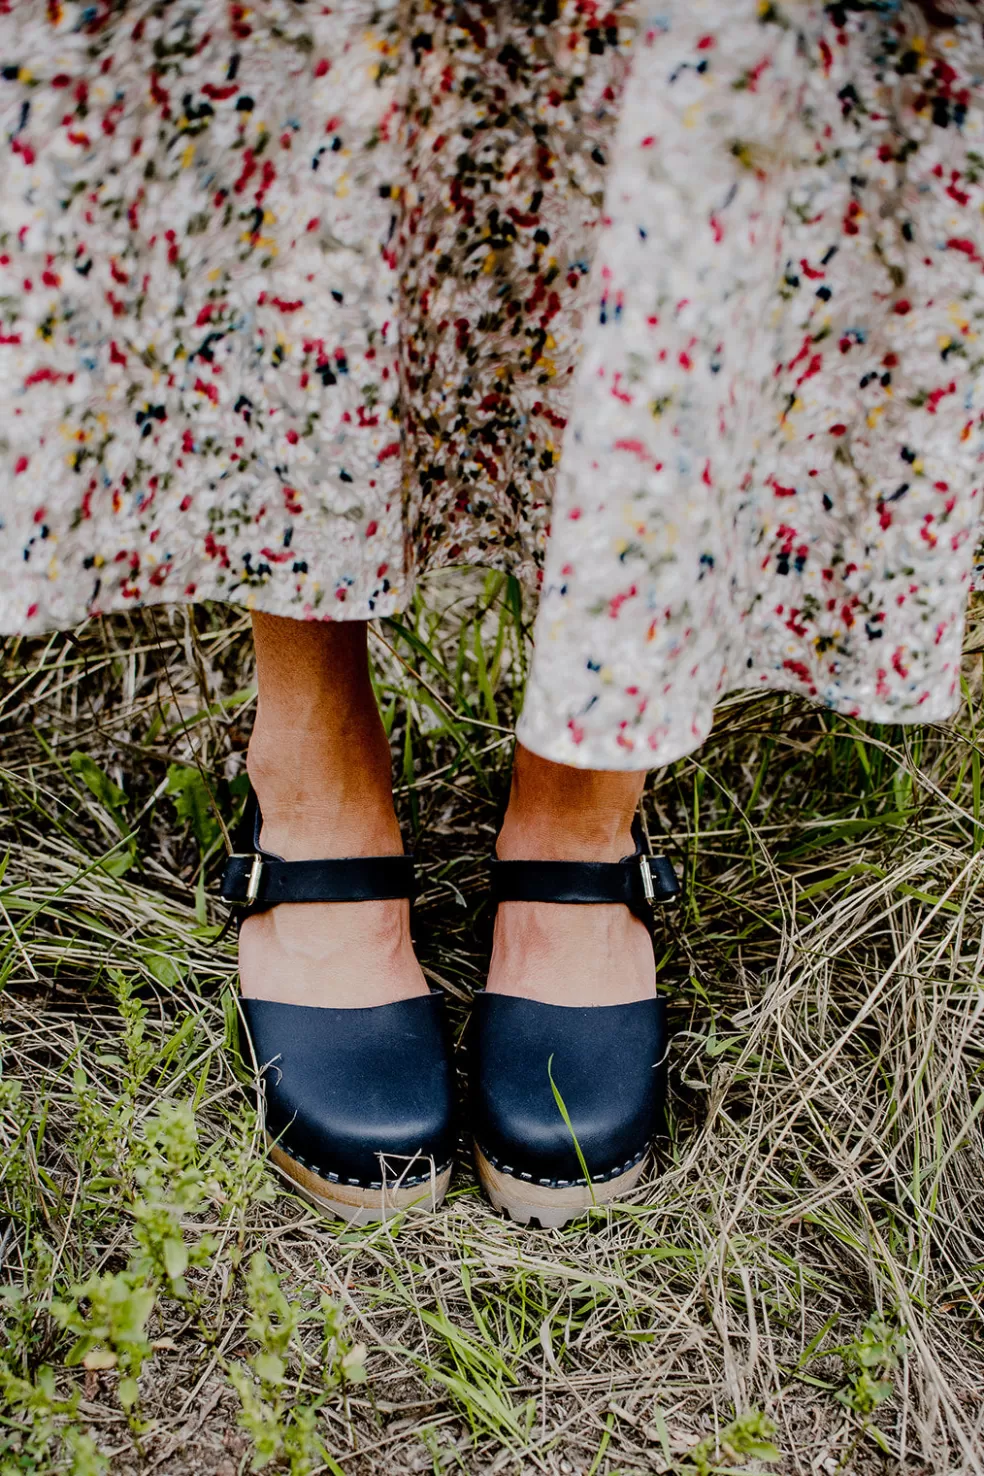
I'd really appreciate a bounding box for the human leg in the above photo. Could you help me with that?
[239,612,427,1009]
[488,743,655,1007]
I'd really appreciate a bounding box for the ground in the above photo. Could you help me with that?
[1,573,982,1476]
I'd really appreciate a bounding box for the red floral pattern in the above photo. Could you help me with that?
[1,2,982,770]
[0,2,629,628]
[520,1,984,767]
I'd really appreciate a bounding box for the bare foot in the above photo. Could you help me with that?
[237,733,428,1012]
[485,745,656,1008]
[487,906,655,1007]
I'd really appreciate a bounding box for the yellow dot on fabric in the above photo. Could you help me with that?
[47,558,59,581]
[182,143,195,169]
[912,459,924,474]
[867,407,883,428]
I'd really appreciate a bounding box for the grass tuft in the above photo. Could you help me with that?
[1,574,982,1474]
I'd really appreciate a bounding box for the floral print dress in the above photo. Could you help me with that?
[1,1,982,770]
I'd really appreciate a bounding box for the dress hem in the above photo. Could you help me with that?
[2,595,965,776]
[515,678,963,773]
[0,577,416,639]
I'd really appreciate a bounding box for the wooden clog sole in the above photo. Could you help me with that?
[269,1141,451,1225]
[474,1145,647,1229]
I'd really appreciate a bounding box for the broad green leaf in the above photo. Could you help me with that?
[166,763,221,852]
[70,752,127,811]
[253,1351,285,1386]
[163,1237,188,1283]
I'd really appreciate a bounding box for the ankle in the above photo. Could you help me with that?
[497,744,645,863]
[496,810,637,863]
[246,722,402,859]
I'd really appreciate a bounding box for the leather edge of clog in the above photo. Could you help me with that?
[239,989,449,1028]
[470,990,667,1018]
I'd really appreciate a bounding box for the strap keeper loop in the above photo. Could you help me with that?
[642,853,680,907]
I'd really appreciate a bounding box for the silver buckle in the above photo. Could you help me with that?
[639,853,657,909]
[246,854,265,905]
[639,854,677,909]
[229,853,265,905]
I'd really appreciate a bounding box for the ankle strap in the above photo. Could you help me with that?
[488,852,680,924]
[221,852,416,913]
[220,787,415,916]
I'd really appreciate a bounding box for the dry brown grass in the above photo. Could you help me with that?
[1,576,982,1475]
